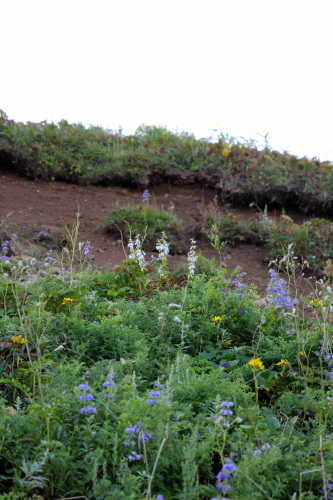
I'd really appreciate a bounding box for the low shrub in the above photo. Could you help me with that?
[103,204,185,253]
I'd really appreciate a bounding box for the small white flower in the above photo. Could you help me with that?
[158,312,166,323]
[54,345,65,352]
[173,316,182,323]
[127,235,146,271]
[187,239,197,276]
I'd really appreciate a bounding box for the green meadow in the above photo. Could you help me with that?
[0,113,333,499]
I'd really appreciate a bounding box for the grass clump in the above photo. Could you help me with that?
[103,203,184,252]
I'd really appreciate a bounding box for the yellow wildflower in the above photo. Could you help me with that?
[276,359,287,366]
[309,299,323,308]
[299,351,306,357]
[212,316,222,323]
[248,358,265,370]
[61,297,73,305]
[10,335,26,345]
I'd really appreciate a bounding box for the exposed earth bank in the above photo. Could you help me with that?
[0,171,310,294]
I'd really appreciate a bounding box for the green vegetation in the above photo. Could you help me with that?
[2,111,333,497]
[1,111,333,214]
[1,221,333,499]
[202,204,333,273]
[103,204,184,252]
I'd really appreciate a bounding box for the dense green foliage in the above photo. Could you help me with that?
[103,205,184,251]
[202,205,333,273]
[1,110,333,213]
[0,231,333,499]
[1,111,333,498]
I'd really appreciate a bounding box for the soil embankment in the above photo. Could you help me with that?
[0,171,311,293]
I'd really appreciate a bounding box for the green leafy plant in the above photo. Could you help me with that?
[103,204,184,252]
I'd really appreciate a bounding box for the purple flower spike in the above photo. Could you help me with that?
[220,409,233,416]
[216,471,232,481]
[79,394,94,401]
[149,391,161,398]
[222,459,237,473]
[78,383,89,391]
[80,406,96,414]
[221,401,234,408]
[142,189,149,203]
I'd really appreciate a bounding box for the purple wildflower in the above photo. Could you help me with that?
[220,409,233,416]
[147,390,161,405]
[322,482,333,499]
[154,382,165,390]
[127,450,142,461]
[221,483,232,493]
[222,461,237,473]
[1,240,9,255]
[149,391,161,398]
[261,443,271,451]
[78,382,96,413]
[232,280,244,289]
[78,383,89,391]
[139,430,152,442]
[45,250,53,262]
[216,471,232,482]
[79,393,94,401]
[84,242,91,255]
[267,269,297,310]
[80,407,96,414]
[142,189,149,203]
[221,401,233,408]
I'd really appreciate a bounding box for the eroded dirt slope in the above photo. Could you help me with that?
[0,171,305,293]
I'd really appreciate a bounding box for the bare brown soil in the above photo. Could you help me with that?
[0,171,309,293]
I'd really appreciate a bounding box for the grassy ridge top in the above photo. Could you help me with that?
[1,110,333,213]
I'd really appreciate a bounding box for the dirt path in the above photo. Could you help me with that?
[0,171,303,293]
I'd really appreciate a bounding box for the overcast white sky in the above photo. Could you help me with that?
[1,0,332,161]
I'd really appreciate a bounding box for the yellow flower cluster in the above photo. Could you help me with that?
[61,297,73,305]
[276,359,287,366]
[212,316,222,323]
[309,299,323,308]
[248,358,265,370]
[10,335,26,345]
